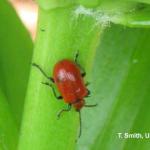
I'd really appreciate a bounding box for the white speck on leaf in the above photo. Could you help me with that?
[74,5,112,27]
[132,59,139,64]
[73,5,125,28]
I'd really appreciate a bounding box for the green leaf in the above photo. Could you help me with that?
[0,88,18,150]
[36,0,75,10]
[18,5,150,150]
[36,0,133,10]
[37,0,150,28]
[77,24,150,150]
[133,0,150,4]
[111,3,150,27]
[0,0,33,126]
[74,2,150,28]
[18,6,102,150]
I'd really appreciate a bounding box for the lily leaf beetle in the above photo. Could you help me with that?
[32,51,97,139]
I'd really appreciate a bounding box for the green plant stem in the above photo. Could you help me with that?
[18,6,103,150]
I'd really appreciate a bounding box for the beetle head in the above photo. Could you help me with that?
[73,100,85,111]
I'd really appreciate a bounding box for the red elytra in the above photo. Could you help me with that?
[53,59,88,111]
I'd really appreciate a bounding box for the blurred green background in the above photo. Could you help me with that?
[0,0,150,150]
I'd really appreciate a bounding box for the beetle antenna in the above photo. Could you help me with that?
[75,111,82,143]
[74,50,79,63]
[78,111,82,138]
[84,104,97,107]
[32,63,54,82]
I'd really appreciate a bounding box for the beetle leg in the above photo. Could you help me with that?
[74,51,86,77]
[85,89,91,98]
[85,82,90,87]
[57,104,72,119]
[42,82,62,100]
[32,63,54,82]
[81,72,86,77]
[74,50,79,63]
[84,104,98,107]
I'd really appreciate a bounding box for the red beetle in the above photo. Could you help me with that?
[32,52,97,139]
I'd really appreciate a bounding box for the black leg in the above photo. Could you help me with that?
[85,89,91,98]
[74,50,79,64]
[85,82,90,86]
[81,72,86,77]
[42,82,62,100]
[74,51,86,77]
[57,104,72,119]
[32,63,54,82]
[84,103,97,107]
